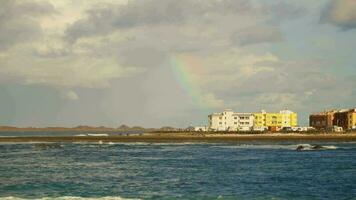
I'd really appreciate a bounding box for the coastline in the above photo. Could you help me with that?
[1,133,356,143]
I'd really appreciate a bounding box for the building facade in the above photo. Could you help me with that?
[347,109,356,129]
[253,110,297,131]
[309,110,336,130]
[333,109,356,130]
[208,109,254,131]
[209,109,297,131]
[333,110,349,130]
[310,108,356,130]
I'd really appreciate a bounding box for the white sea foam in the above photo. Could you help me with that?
[295,143,338,151]
[113,142,210,146]
[211,144,339,150]
[74,133,110,137]
[211,144,297,150]
[75,134,87,136]
[0,196,140,200]
[87,134,109,137]
[323,145,338,149]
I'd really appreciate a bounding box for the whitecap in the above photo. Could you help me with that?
[210,144,297,150]
[87,134,109,137]
[75,134,87,136]
[296,143,338,151]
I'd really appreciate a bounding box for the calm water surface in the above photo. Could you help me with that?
[0,140,355,200]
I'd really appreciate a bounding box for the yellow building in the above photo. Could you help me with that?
[347,109,356,129]
[253,110,297,130]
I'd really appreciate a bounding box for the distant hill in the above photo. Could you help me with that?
[0,125,181,132]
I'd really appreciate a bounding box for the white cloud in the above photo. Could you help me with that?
[0,43,144,88]
[62,90,79,100]
[0,0,144,90]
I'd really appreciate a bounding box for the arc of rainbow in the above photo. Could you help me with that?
[169,53,211,114]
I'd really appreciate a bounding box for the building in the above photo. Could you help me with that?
[333,109,356,130]
[208,109,254,131]
[333,109,349,130]
[194,126,208,132]
[254,109,298,131]
[347,109,356,130]
[208,109,297,132]
[309,110,336,130]
[309,108,356,130]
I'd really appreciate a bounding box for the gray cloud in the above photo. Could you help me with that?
[231,25,283,46]
[262,1,306,21]
[0,0,55,51]
[65,0,303,43]
[321,0,356,30]
[0,0,353,127]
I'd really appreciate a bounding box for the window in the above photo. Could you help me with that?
[234,122,237,125]
[219,117,222,120]
[219,122,222,125]
[234,117,237,119]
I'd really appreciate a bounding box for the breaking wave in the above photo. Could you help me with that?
[296,144,338,151]
[211,144,339,150]
[74,133,109,137]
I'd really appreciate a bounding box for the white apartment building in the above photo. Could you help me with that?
[208,109,254,131]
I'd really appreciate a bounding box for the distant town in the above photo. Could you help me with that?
[193,108,356,133]
[0,108,355,134]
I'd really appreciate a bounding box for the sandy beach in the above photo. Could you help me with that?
[1,133,356,143]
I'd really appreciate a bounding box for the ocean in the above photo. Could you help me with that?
[0,138,355,199]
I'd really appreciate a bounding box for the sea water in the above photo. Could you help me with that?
[0,141,355,200]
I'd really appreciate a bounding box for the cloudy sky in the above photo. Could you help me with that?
[0,0,355,127]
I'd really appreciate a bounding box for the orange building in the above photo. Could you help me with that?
[334,109,356,130]
[309,110,336,130]
[310,108,356,130]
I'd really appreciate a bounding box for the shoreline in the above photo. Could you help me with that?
[1,133,356,143]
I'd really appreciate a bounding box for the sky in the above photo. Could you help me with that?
[0,0,355,128]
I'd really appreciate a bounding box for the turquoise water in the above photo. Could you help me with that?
[0,141,355,200]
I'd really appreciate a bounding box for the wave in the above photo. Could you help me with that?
[69,142,210,146]
[211,144,297,150]
[0,142,59,145]
[296,144,338,151]
[211,144,339,150]
[0,196,140,200]
[75,133,110,137]
[88,134,109,137]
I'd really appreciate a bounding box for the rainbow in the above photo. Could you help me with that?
[169,54,212,115]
